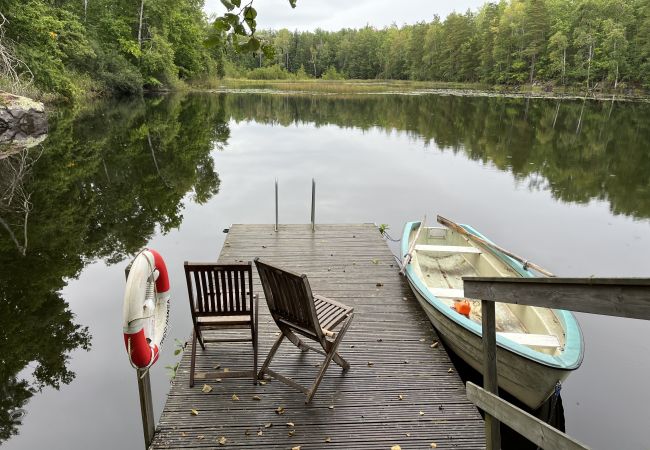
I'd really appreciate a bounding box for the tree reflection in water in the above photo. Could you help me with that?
[0,93,229,442]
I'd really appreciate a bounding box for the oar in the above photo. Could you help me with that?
[437,215,555,277]
[400,215,426,275]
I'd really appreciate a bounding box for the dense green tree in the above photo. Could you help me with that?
[224,0,650,91]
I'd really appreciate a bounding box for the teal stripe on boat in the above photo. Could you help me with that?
[401,221,584,370]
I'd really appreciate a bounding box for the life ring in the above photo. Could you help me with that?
[122,249,170,369]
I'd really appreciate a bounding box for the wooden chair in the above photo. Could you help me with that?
[184,262,258,387]
[254,258,354,403]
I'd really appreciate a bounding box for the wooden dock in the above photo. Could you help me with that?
[151,224,485,449]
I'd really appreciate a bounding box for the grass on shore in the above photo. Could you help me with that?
[193,77,650,101]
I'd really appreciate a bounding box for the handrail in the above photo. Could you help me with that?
[466,382,589,450]
[462,276,650,450]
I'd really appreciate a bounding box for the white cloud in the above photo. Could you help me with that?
[203,0,487,31]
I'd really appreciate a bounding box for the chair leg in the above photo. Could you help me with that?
[189,330,197,388]
[305,316,353,403]
[194,324,206,351]
[251,325,258,385]
[258,333,284,380]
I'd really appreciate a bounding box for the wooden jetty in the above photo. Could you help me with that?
[150,224,485,449]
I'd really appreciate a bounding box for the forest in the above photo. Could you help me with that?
[228,0,650,91]
[0,0,222,100]
[2,0,650,101]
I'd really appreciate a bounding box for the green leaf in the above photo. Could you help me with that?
[288,0,297,8]
[244,6,257,20]
[174,348,182,355]
[203,34,222,48]
[262,43,276,60]
[231,0,241,6]
[224,13,239,25]
[244,18,257,33]
[238,36,261,53]
[220,0,235,11]
[213,17,230,32]
[234,23,247,35]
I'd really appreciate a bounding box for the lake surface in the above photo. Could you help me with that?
[1,91,649,449]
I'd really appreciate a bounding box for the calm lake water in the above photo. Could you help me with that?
[2,91,650,449]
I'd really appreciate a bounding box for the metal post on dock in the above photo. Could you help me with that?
[125,265,155,449]
[310,178,315,231]
[274,178,278,232]
[137,368,155,448]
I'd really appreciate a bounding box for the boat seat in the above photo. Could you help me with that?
[415,244,481,255]
[428,287,465,299]
[498,332,560,349]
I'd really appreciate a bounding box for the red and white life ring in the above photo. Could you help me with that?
[122,249,170,369]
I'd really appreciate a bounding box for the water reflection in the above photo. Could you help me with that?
[224,93,650,220]
[0,93,229,442]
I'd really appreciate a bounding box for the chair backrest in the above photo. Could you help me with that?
[184,262,253,317]
[254,258,322,340]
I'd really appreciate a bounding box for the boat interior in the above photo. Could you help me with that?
[410,226,566,355]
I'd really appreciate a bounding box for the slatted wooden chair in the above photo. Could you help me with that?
[184,262,258,387]
[254,258,354,403]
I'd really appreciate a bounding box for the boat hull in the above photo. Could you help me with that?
[408,265,571,410]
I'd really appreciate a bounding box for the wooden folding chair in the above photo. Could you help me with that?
[254,258,354,403]
[184,262,258,387]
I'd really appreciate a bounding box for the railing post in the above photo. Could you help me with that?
[310,178,315,231]
[482,299,501,450]
[125,265,155,449]
[274,178,278,232]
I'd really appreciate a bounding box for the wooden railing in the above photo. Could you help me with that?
[462,277,650,450]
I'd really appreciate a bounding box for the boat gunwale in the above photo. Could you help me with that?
[401,220,584,370]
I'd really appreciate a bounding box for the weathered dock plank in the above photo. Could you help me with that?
[151,224,485,449]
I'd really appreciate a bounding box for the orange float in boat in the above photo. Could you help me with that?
[453,300,471,318]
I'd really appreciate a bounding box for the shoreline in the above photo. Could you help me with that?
[195,78,650,102]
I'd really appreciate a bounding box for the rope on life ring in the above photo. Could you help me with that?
[122,248,171,370]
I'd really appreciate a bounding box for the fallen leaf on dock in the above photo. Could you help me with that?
[430,443,437,448]
[376,282,384,287]
[190,409,199,416]
[398,394,404,400]
[196,435,204,440]
[181,432,186,437]
[218,436,227,445]
[402,297,407,301]
[419,411,425,416]
[405,433,411,437]
[264,423,273,428]
[447,368,454,373]
[324,437,332,443]
[232,394,240,401]
[201,384,212,393]
[371,259,379,264]
[286,422,295,427]
[367,361,374,366]
[223,368,230,373]
[291,446,301,450]
[430,341,439,348]
[377,338,383,342]
[328,405,335,410]
[216,378,222,382]
[257,430,263,436]
[252,395,261,401]
[244,430,250,436]
[391,445,401,450]
[275,406,285,414]
[419,338,425,342]
[288,430,295,436]
[214,364,221,369]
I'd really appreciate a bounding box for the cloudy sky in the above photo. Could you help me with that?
[203,0,486,31]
